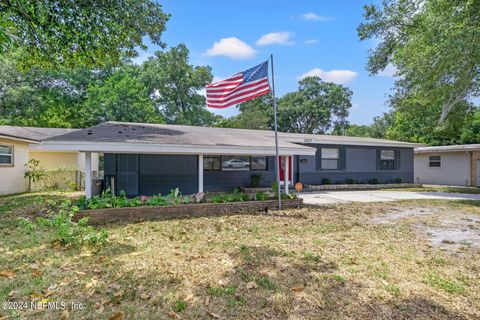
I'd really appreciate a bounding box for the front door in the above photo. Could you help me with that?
[279,156,293,184]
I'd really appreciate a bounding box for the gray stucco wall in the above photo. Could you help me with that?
[297,144,414,184]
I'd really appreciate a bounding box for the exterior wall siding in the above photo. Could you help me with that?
[0,138,29,195]
[298,144,414,185]
[414,152,471,186]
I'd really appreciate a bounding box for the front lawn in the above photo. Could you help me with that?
[0,192,479,319]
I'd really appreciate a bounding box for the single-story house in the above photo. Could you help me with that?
[414,144,480,187]
[37,121,420,198]
[0,126,99,195]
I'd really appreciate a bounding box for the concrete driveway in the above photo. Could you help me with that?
[299,190,480,205]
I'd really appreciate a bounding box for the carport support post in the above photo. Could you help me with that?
[85,152,92,199]
[198,154,204,193]
[284,156,289,194]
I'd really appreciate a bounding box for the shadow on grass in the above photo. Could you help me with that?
[183,245,470,319]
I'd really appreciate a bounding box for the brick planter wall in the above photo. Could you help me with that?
[304,183,421,191]
[76,198,303,224]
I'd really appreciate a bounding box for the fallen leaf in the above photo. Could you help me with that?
[8,290,17,298]
[108,312,124,320]
[207,311,221,319]
[140,293,150,300]
[108,283,121,290]
[44,289,55,297]
[168,311,180,319]
[75,271,86,276]
[246,281,257,289]
[0,270,15,278]
[291,287,304,292]
[60,309,69,320]
[185,293,194,302]
[95,302,105,314]
[204,296,210,306]
[113,290,124,298]
[32,269,43,277]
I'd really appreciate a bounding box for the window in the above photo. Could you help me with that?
[0,145,13,165]
[320,148,339,170]
[221,156,250,171]
[429,155,441,168]
[380,150,396,170]
[251,156,268,171]
[204,156,221,170]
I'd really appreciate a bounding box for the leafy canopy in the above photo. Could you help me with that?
[0,0,169,69]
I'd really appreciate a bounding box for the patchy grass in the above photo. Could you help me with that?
[0,192,480,319]
[385,185,480,194]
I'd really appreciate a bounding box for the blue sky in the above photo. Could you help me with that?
[139,0,395,125]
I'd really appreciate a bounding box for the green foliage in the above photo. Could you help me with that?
[358,0,480,141]
[211,189,251,203]
[256,276,278,290]
[81,66,163,126]
[24,159,45,192]
[345,178,357,185]
[255,192,269,201]
[321,177,332,185]
[0,1,169,69]
[37,200,108,246]
[278,77,352,134]
[395,178,403,184]
[250,174,263,187]
[369,178,380,185]
[216,95,274,130]
[173,300,187,312]
[424,273,465,294]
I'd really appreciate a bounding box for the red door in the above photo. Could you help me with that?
[279,156,293,184]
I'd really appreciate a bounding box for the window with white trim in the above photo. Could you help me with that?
[0,145,13,165]
[429,155,441,167]
[320,148,340,170]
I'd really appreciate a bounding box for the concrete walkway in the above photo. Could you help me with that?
[299,190,480,205]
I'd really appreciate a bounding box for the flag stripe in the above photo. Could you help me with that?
[207,86,270,106]
[207,89,271,108]
[207,79,270,98]
[206,75,243,87]
[207,82,270,102]
[206,78,269,94]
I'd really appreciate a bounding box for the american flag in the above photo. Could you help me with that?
[206,61,271,108]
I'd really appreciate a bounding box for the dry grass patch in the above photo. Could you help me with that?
[0,193,479,319]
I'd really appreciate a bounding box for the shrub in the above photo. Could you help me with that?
[37,200,108,246]
[251,174,263,187]
[211,189,250,203]
[321,177,332,185]
[395,177,403,184]
[345,178,357,185]
[369,177,380,184]
[255,191,269,201]
[335,180,344,185]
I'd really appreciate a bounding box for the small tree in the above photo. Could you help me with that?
[24,159,45,192]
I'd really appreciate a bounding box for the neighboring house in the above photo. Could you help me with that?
[414,145,480,187]
[38,122,419,198]
[0,126,99,195]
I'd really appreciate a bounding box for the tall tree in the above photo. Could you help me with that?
[140,44,219,126]
[216,95,274,130]
[81,66,162,126]
[0,0,169,69]
[277,77,352,134]
[358,0,480,123]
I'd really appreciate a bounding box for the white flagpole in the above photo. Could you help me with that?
[270,54,282,210]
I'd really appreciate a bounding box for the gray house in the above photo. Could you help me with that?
[38,122,419,198]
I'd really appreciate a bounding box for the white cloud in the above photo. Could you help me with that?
[132,51,154,65]
[304,39,319,45]
[298,68,359,84]
[301,13,333,21]
[204,37,256,60]
[377,64,398,77]
[256,32,294,46]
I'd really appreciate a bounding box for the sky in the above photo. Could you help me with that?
[137,0,395,125]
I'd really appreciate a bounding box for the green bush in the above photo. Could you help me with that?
[369,177,380,184]
[37,200,108,246]
[321,177,332,185]
[395,177,403,184]
[345,178,357,184]
[251,174,262,187]
[211,189,251,203]
[255,191,269,201]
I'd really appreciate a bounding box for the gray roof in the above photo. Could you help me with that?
[415,144,480,153]
[45,121,420,148]
[0,126,78,142]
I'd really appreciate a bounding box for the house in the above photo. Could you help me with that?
[414,144,480,187]
[0,126,99,195]
[37,122,419,198]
